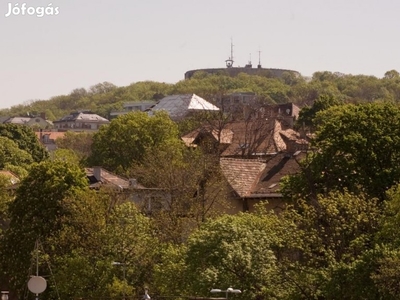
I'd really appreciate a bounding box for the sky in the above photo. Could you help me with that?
[1,0,400,109]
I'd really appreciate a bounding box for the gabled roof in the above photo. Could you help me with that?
[182,118,306,157]
[220,158,266,198]
[220,152,305,198]
[150,94,219,120]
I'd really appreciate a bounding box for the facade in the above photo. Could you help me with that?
[53,111,110,132]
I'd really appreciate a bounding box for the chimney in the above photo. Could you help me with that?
[40,112,46,120]
[93,166,102,182]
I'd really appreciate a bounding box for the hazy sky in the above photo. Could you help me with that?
[1,0,400,109]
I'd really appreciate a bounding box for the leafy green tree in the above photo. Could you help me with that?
[183,210,298,300]
[0,136,34,168]
[0,124,48,162]
[284,102,400,201]
[130,141,228,243]
[89,111,180,173]
[0,160,88,297]
[295,94,343,131]
[281,191,381,299]
[55,131,93,164]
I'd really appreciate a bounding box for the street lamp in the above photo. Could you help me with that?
[1,291,9,300]
[112,261,127,300]
[210,287,241,299]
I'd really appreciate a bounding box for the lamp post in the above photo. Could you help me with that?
[210,287,241,299]
[112,261,126,300]
[1,291,9,300]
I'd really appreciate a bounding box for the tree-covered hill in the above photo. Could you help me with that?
[2,69,400,120]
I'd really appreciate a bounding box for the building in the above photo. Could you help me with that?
[86,167,171,214]
[148,94,219,121]
[35,131,67,152]
[53,111,110,132]
[1,113,53,129]
[109,101,156,119]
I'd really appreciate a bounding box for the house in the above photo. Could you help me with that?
[148,94,219,120]
[85,167,170,214]
[53,111,110,132]
[181,117,308,158]
[109,101,156,119]
[1,113,53,129]
[220,151,306,213]
[35,131,67,152]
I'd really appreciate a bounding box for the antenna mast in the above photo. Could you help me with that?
[225,38,234,68]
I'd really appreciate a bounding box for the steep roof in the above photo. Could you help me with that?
[220,158,266,197]
[181,118,307,157]
[220,152,305,198]
[150,94,219,120]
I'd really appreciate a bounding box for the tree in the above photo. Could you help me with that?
[55,131,93,164]
[284,102,400,202]
[280,191,381,299]
[0,160,88,297]
[130,142,228,243]
[0,136,34,168]
[0,124,48,162]
[89,111,180,174]
[384,70,400,80]
[182,210,298,300]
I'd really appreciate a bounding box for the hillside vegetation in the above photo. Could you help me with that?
[2,69,400,120]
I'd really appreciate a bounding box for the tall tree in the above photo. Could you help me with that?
[89,111,180,173]
[284,102,400,202]
[0,160,88,297]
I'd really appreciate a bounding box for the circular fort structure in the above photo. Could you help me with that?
[184,66,301,79]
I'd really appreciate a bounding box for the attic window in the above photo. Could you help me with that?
[239,143,249,149]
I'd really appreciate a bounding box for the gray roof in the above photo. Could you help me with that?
[150,94,219,120]
[55,111,109,123]
[4,117,30,124]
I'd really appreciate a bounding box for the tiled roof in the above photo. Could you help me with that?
[182,118,301,157]
[220,152,306,198]
[220,158,266,197]
[35,131,66,143]
[150,94,219,120]
[252,152,306,195]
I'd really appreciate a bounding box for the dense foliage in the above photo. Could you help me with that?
[3,71,400,299]
[2,69,400,121]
